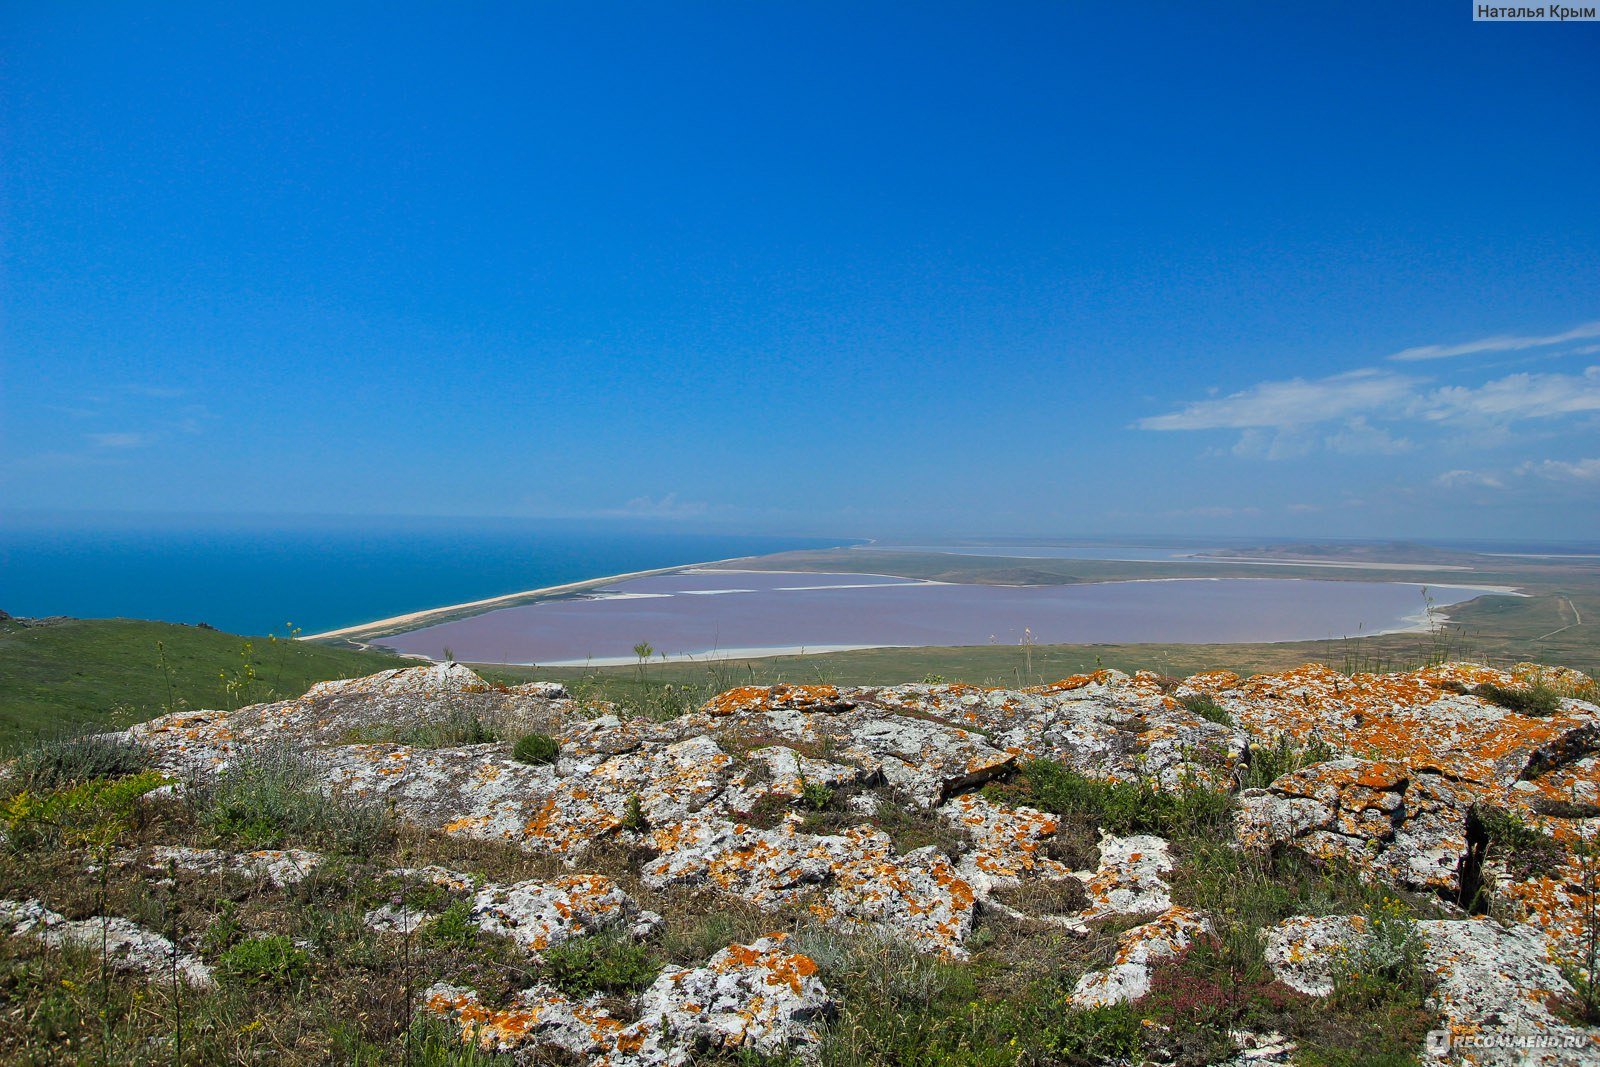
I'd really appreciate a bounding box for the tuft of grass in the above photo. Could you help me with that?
[1474,681,1563,717]
[538,932,658,997]
[405,1016,518,1065]
[217,935,310,987]
[1239,734,1336,790]
[1177,692,1232,726]
[1002,759,1235,839]
[510,732,560,766]
[343,708,499,747]
[418,899,478,951]
[190,744,393,857]
[798,775,836,812]
[1478,805,1565,882]
[10,731,151,791]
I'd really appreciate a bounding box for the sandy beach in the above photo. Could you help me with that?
[300,555,768,641]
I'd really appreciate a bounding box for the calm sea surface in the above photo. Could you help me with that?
[0,521,848,635]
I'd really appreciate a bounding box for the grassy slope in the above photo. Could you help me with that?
[0,618,411,746]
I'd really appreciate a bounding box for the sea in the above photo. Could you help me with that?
[0,516,850,636]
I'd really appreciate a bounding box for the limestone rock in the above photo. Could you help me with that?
[0,898,212,987]
[126,845,324,887]
[1071,905,1213,1006]
[471,875,661,955]
[423,935,830,1066]
[633,935,831,1061]
[1235,759,1474,894]
[1262,915,1366,996]
[1079,832,1175,920]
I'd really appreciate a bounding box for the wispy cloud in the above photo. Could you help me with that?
[1518,457,1600,482]
[1423,365,1600,422]
[1435,469,1504,490]
[1136,369,1417,430]
[1388,320,1600,362]
[1140,361,1600,460]
[1165,505,1261,518]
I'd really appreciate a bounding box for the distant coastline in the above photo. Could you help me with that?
[301,555,765,642]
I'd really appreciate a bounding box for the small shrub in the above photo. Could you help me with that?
[1240,735,1336,790]
[192,744,393,856]
[201,905,243,955]
[2,770,167,851]
[798,775,835,812]
[1478,806,1564,881]
[419,899,478,950]
[620,792,648,833]
[1475,681,1562,717]
[539,933,657,997]
[218,934,309,987]
[10,732,151,791]
[511,732,560,766]
[1178,692,1232,727]
[1013,759,1234,839]
[1332,898,1427,1005]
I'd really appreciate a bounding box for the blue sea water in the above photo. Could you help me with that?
[0,518,849,636]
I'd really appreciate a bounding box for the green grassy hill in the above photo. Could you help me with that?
[0,617,411,747]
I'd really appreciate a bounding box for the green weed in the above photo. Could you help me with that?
[217,935,310,987]
[539,932,657,997]
[191,745,393,856]
[510,732,560,765]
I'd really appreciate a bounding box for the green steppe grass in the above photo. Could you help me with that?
[0,617,410,746]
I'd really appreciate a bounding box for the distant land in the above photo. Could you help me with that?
[308,539,1597,682]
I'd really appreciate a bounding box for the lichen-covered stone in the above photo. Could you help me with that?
[634,935,831,1061]
[1071,905,1212,1006]
[1262,914,1366,996]
[471,874,661,955]
[423,935,830,1066]
[124,845,324,887]
[1235,759,1474,894]
[0,898,213,987]
[1078,832,1175,920]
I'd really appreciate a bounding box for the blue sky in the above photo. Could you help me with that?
[3,3,1597,540]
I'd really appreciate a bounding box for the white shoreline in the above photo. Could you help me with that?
[300,554,770,640]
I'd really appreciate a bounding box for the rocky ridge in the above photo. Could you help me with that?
[10,659,1600,1063]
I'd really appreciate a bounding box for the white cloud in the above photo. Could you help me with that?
[1435,469,1504,490]
[1322,417,1413,455]
[1137,369,1417,431]
[1517,457,1600,482]
[1388,320,1600,362]
[1419,365,1600,422]
[1139,361,1600,460]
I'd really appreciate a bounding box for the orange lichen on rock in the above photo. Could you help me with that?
[702,684,852,717]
